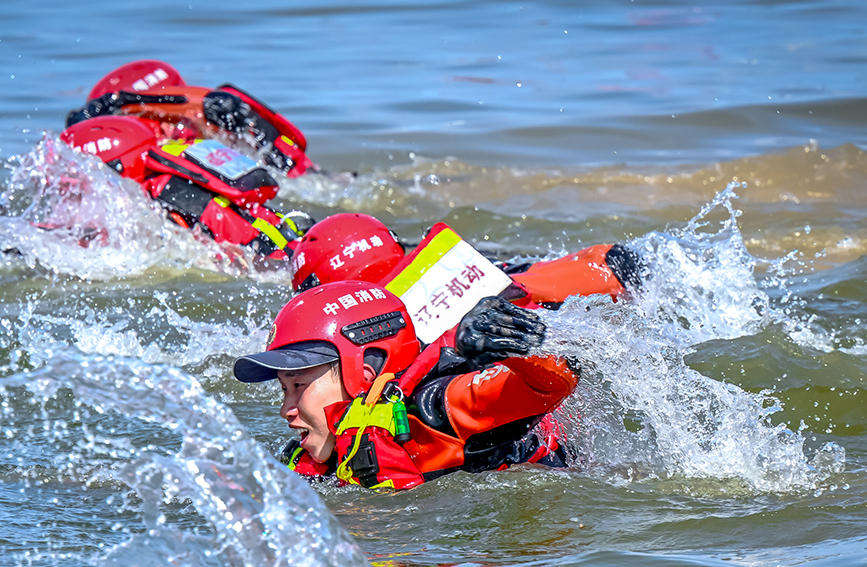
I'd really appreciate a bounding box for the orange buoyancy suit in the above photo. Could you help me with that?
[108,84,311,177]
[141,172,306,260]
[281,350,579,489]
[506,243,643,307]
[66,60,312,177]
[378,222,644,312]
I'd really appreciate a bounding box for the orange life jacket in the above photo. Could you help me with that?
[284,352,578,489]
[117,86,213,140]
[113,84,311,177]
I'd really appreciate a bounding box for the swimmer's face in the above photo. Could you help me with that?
[277,363,350,463]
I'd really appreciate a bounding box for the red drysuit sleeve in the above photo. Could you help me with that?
[442,355,578,441]
[510,244,624,304]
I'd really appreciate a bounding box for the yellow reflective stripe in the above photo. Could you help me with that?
[282,217,303,237]
[160,141,193,156]
[368,478,396,490]
[335,401,374,484]
[212,196,231,208]
[286,445,305,471]
[335,398,397,437]
[252,218,288,250]
[385,228,462,296]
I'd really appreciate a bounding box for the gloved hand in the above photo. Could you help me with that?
[455,296,547,368]
[66,91,191,128]
[65,93,124,127]
[203,91,251,134]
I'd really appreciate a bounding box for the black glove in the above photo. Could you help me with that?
[65,93,123,127]
[605,243,645,290]
[455,296,546,368]
[203,91,251,134]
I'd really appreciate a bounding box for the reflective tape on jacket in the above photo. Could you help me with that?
[335,397,398,437]
[386,227,461,296]
[251,218,289,250]
[384,224,512,343]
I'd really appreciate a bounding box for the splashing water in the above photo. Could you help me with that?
[0,351,367,567]
[1,135,294,281]
[623,181,862,368]
[13,292,272,373]
[539,295,844,493]
[521,183,849,493]
[627,182,771,347]
[529,188,850,497]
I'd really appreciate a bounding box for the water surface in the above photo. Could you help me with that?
[0,1,865,566]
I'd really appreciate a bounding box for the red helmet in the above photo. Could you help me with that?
[60,115,157,182]
[87,60,185,100]
[291,213,405,292]
[233,281,420,397]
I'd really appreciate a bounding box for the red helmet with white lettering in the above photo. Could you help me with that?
[60,115,157,182]
[88,60,185,100]
[233,281,420,397]
[291,213,405,292]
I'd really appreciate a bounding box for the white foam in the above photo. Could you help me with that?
[539,295,844,493]
[2,134,296,282]
[1,351,367,567]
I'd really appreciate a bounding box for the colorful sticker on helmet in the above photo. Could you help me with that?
[183,139,259,180]
[384,228,512,344]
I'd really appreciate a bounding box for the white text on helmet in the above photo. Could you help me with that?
[132,68,170,91]
[329,236,386,270]
[292,252,306,274]
[322,288,387,315]
[77,137,113,155]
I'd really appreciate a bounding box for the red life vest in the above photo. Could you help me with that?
[60,116,305,259]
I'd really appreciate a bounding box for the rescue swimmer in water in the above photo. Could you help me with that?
[232,215,644,489]
[287,212,644,313]
[55,60,316,261]
[233,281,578,489]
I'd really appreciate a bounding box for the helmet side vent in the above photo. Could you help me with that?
[341,311,407,345]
